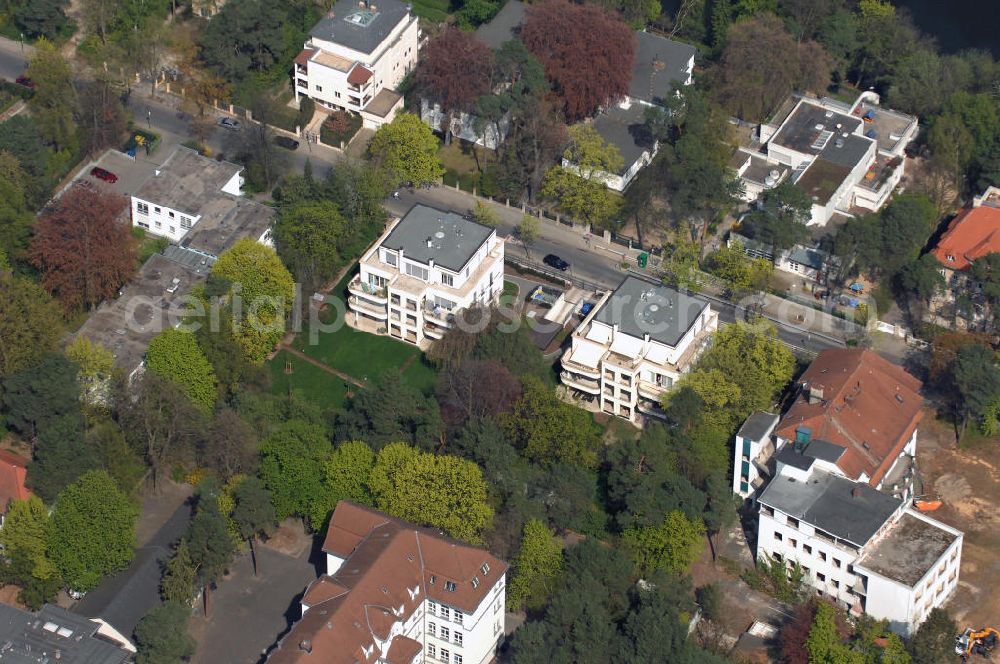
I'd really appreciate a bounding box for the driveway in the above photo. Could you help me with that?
[189,531,318,664]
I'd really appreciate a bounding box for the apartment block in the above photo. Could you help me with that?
[294,0,418,129]
[732,411,780,498]
[559,277,717,424]
[347,205,504,347]
[270,501,507,664]
[757,464,962,636]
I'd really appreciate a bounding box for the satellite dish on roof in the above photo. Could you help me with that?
[649,304,659,312]
[435,231,445,239]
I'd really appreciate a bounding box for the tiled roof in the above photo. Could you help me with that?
[347,64,373,85]
[384,635,422,664]
[294,49,316,66]
[775,349,923,486]
[931,204,1000,271]
[0,449,30,513]
[270,502,507,664]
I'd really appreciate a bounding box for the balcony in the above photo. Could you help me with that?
[561,371,599,395]
[560,354,602,379]
[637,381,670,400]
[348,276,388,303]
[637,399,668,420]
[424,305,456,327]
[348,296,388,319]
[424,322,445,340]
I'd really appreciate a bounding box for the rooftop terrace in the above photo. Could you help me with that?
[855,512,959,587]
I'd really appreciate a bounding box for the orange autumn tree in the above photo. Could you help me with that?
[30,187,136,311]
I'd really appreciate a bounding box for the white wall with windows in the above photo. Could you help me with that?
[131,197,197,243]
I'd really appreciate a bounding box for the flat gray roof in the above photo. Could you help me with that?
[132,146,242,216]
[804,439,846,464]
[593,276,710,347]
[381,204,494,272]
[819,132,872,169]
[629,31,695,104]
[179,197,275,258]
[855,512,959,587]
[310,0,411,55]
[738,411,779,442]
[591,103,654,174]
[476,0,524,50]
[758,470,901,547]
[0,603,131,664]
[75,254,208,373]
[772,101,863,156]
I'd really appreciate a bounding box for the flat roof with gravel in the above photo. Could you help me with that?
[381,204,494,272]
[855,512,959,587]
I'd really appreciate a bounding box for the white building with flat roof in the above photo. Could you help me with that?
[756,461,962,636]
[559,277,717,424]
[294,0,417,129]
[348,204,504,347]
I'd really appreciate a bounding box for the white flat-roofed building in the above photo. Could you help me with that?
[293,0,417,129]
[756,464,962,636]
[559,276,717,424]
[732,411,780,498]
[348,204,504,347]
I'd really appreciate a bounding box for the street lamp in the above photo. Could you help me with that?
[146,107,152,128]
[19,33,24,58]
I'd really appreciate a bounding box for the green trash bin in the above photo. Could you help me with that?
[637,252,648,268]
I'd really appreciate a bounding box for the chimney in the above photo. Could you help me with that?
[300,640,313,654]
[808,385,824,405]
[426,237,433,248]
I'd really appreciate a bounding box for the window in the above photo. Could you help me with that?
[405,262,429,280]
[154,206,161,213]
[441,627,449,640]
[740,481,749,494]
[136,202,149,214]
[441,272,454,287]
[787,517,800,528]
[428,600,436,614]
[168,211,175,219]
[742,440,752,457]
[428,645,436,658]
[789,538,797,548]
[383,250,398,267]
[444,581,457,593]
[819,551,827,562]
[180,216,192,229]
[773,532,783,541]
[817,572,826,582]
[832,580,840,589]
[155,221,162,229]
[315,85,323,91]
[429,623,436,637]
[833,558,842,569]
[471,577,480,589]
[440,606,450,621]
[772,553,783,562]
[481,563,490,576]
[803,544,812,555]
[169,227,175,234]
[455,612,463,625]
[440,649,450,663]
[454,632,463,646]
[454,656,462,664]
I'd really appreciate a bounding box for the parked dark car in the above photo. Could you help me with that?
[273,136,300,151]
[543,254,569,271]
[217,117,242,131]
[89,167,118,183]
[15,76,35,89]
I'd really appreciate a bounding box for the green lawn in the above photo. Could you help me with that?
[410,0,449,22]
[268,349,349,409]
[500,280,519,307]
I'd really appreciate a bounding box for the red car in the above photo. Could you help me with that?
[90,167,118,183]
[15,76,35,89]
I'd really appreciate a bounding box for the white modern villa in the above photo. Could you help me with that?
[559,277,717,424]
[347,205,505,347]
[294,0,418,129]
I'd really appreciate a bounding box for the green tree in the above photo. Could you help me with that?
[503,375,602,468]
[951,343,1000,438]
[231,476,275,577]
[908,608,957,664]
[882,634,911,664]
[25,40,76,151]
[48,470,138,593]
[0,497,58,584]
[27,414,95,502]
[65,336,114,404]
[471,200,499,227]
[507,518,563,611]
[703,471,738,560]
[258,421,332,524]
[146,328,218,411]
[371,443,493,543]
[134,601,196,664]
[0,151,36,262]
[622,510,705,576]
[3,353,80,439]
[516,214,540,259]
[540,163,621,229]
[705,242,773,295]
[927,112,974,200]
[272,200,348,292]
[0,272,63,377]
[198,0,286,82]
[895,254,945,311]
[0,116,55,209]
[804,602,862,663]
[15,0,71,43]
[187,483,235,616]
[160,538,197,605]
[211,238,295,364]
[85,419,145,494]
[740,182,812,252]
[311,441,375,527]
[368,113,444,186]
[335,370,443,451]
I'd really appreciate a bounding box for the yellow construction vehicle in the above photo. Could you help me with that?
[956,627,1000,660]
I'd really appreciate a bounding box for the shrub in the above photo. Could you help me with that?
[321,111,360,146]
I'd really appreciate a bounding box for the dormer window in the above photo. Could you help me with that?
[481,563,490,576]
[947,254,955,262]
[445,580,457,592]
[471,576,480,589]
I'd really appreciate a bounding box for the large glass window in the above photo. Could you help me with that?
[405,262,429,281]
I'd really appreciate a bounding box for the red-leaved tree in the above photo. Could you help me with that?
[30,187,135,311]
[521,0,635,122]
[415,27,495,113]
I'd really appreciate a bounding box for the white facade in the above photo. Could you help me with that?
[294,3,418,128]
[318,550,505,664]
[347,212,505,347]
[560,279,718,424]
[756,465,962,636]
[131,170,242,243]
[732,412,779,498]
